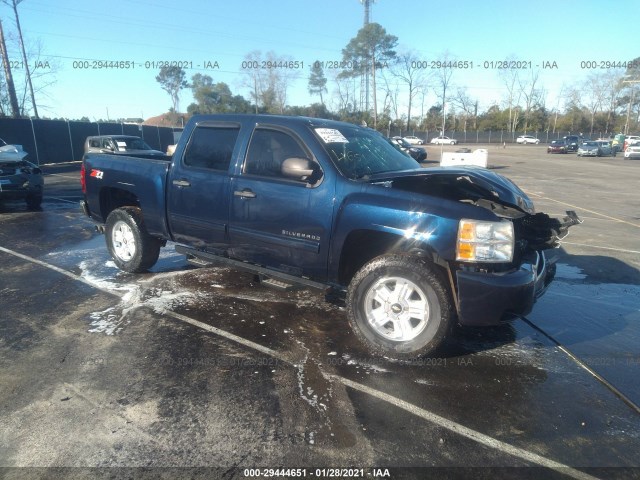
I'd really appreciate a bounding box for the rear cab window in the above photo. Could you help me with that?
[183,124,240,171]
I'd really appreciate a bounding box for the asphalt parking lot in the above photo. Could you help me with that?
[1,146,639,479]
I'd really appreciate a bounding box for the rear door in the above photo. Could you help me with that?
[167,121,240,249]
[228,125,334,280]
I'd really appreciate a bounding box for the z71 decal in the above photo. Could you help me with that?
[90,169,104,179]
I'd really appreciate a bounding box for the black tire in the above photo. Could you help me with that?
[346,254,454,359]
[105,207,161,273]
[26,194,42,210]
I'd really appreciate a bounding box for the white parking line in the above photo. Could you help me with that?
[45,196,81,204]
[0,246,117,293]
[526,192,640,229]
[0,244,602,479]
[44,173,79,180]
[562,242,640,255]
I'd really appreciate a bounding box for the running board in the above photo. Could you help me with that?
[258,275,296,291]
[175,245,329,293]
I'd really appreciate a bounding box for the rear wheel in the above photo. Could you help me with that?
[105,207,161,273]
[346,254,454,359]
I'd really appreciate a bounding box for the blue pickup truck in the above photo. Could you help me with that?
[81,114,580,359]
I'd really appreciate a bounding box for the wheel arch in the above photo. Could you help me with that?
[99,187,140,222]
[337,229,448,286]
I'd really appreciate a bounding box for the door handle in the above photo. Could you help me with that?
[172,179,191,187]
[234,189,256,199]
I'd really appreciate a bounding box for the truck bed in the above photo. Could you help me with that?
[82,152,172,238]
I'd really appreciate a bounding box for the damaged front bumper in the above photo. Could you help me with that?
[453,209,580,326]
[455,250,555,326]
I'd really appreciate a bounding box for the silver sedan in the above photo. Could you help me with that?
[577,141,610,157]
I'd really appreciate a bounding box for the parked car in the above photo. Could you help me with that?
[81,114,580,359]
[0,138,44,209]
[577,141,604,157]
[594,141,612,156]
[84,135,165,157]
[402,135,424,145]
[623,135,640,151]
[562,135,582,152]
[624,145,640,159]
[430,135,458,145]
[389,137,427,162]
[516,135,540,144]
[547,140,568,154]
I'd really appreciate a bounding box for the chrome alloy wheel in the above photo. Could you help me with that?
[363,276,429,342]
[111,220,136,262]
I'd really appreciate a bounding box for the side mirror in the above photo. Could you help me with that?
[281,157,316,181]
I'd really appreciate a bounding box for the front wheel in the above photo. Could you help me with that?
[105,207,161,273]
[346,255,454,359]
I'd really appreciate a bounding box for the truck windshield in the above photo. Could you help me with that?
[316,126,419,179]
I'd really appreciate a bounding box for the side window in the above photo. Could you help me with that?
[244,128,309,179]
[101,138,113,150]
[183,126,240,171]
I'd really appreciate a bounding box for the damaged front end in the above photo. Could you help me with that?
[453,209,582,326]
[454,207,581,326]
[514,210,582,251]
[447,174,582,325]
[371,168,582,326]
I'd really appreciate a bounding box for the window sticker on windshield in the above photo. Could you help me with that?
[315,128,349,144]
[116,141,128,151]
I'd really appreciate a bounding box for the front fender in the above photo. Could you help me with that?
[328,190,463,284]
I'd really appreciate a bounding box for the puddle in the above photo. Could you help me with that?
[554,263,587,281]
[528,265,640,407]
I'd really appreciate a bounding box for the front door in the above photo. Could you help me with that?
[228,126,334,280]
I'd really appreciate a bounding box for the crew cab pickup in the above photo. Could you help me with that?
[81,114,580,359]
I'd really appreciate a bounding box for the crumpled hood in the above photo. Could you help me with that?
[366,166,536,214]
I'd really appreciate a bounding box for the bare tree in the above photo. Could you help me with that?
[580,73,606,135]
[17,38,58,115]
[498,57,521,132]
[601,70,625,133]
[331,70,358,114]
[390,50,426,131]
[518,69,544,133]
[241,50,299,114]
[551,84,567,133]
[379,69,400,133]
[434,52,455,134]
[452,86,478,132]
[1,0,38,117]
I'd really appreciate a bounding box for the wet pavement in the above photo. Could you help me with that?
[1,156,639,478]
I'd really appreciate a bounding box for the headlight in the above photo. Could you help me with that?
[456,219,514,262]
